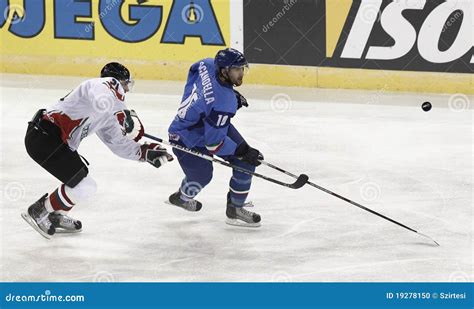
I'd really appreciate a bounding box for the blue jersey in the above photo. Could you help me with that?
[168,58,239,156]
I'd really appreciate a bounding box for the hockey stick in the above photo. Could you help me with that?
[144,133,308,189]
[260,161,439,246]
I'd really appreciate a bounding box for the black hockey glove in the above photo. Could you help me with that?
[235,142,264,166]
[234,90,248,110]
[140,143,174,168]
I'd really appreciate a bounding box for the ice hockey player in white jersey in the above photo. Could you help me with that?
[22,62,173,239]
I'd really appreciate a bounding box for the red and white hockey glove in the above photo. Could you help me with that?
[128,110,145,141]
[116,109,144,142]
[140,143,174,168]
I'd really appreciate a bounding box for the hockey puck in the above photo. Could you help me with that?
[422,102,432,112]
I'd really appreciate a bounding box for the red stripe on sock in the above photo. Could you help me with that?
[49,190,63,211]
[60,184,75,206]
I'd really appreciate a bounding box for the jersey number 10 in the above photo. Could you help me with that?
[215,114,228,127]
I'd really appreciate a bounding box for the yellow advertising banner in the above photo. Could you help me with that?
[0,0,231,79]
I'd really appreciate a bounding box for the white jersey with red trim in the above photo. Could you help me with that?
[44,77,141,161]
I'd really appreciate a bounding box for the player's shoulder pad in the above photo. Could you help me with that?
[210,86,238,114]
[190,58,213,72]
[202,58,214,66]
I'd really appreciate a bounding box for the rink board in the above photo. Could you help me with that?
[0,0,232,81]
[0,0,472,93]
[1,55,472,94]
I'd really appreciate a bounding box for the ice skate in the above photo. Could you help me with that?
[21,194,56,239]
[49,213,82,233]
[167,191,202,212]
[226,199,261,228]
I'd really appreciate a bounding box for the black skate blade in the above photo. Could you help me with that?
[290,174,309,189]
[164,200,189,210]
[164,200,183,209]
[55,228,82,234]
[225,218,261,228]
[164,200,201,212]
[21,212,52,240]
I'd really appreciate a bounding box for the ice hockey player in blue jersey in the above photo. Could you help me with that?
[168,48,264,227]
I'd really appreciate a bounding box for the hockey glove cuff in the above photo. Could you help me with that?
[235,142,263,166]
[234,90,248,110]
[140,143,174,168]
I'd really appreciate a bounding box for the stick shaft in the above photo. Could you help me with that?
[144,133,304,189]
[261,161,437,243]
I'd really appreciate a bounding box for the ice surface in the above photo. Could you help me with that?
[0,73,472,282]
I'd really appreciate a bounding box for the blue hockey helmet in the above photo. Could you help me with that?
[214,48,248,71]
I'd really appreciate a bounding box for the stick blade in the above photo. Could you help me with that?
[290,174,309,189]
[418,232,440,246]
